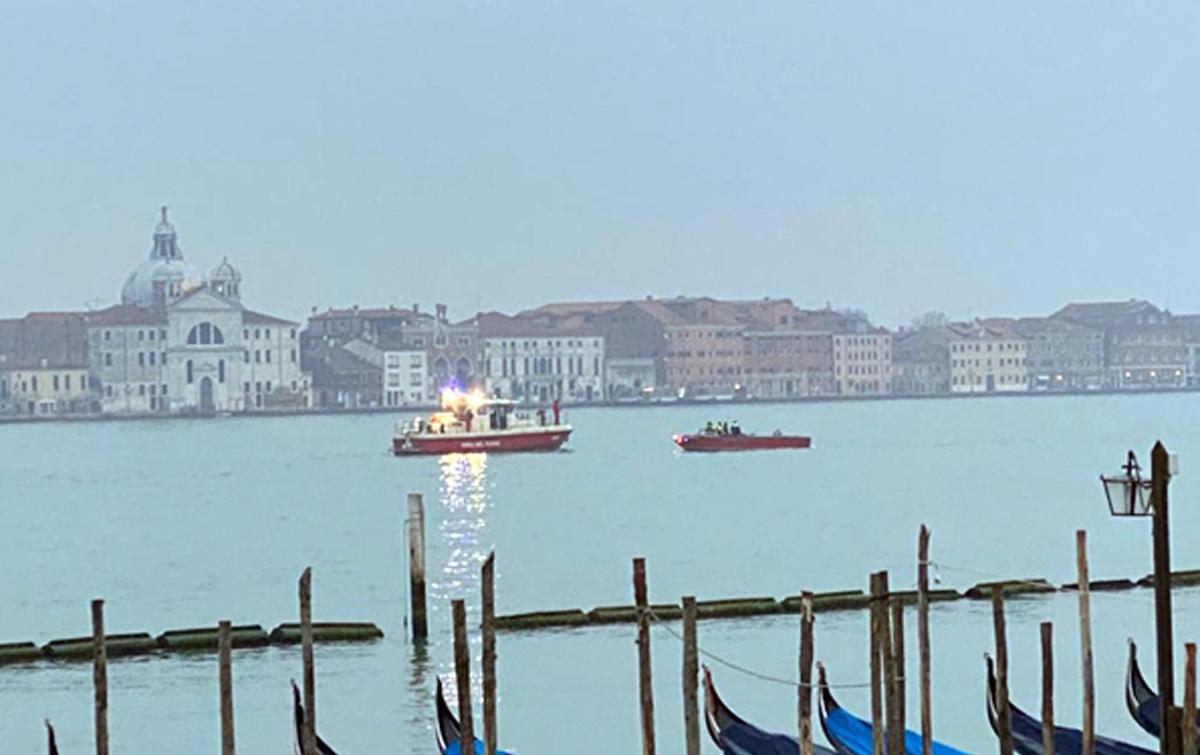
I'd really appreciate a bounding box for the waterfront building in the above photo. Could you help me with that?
[0,312,94,415]
[947,319,1028,393]
[340,335,432,406]
[305,341,383,408]
[304,303,477,397]
[1014,316,1105,390]
[523,300,667,398]
[477,311,605,402]
[742,330,834,397]
[1053,300,1187,389]
[86,209,308,413]
[891,327,950,395]
[794,307,892,395]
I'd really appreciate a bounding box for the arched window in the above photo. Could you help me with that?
[186,322,225,345]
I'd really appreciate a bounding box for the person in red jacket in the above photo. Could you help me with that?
[552,397,561,425]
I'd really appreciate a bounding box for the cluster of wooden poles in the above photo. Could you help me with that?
[53,567,329,755]
[630,526,1200,755]
[409,492,503,754]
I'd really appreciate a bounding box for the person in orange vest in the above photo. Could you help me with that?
[552,397,561,425]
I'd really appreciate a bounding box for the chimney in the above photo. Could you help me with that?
[436,303,447,323]
[413,303,420,314]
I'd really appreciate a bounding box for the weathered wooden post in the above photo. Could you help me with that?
[407,493,428,641]
[1151,442,1176,755]
[1041,622,1055,755]
[91,599,108,755]
[799,591,815,755]
[453,599,475,747]
[878,572,902,755]
[683,595,700,755]
[219,620,236,755]
[1077,530,1094,755]
[482,552,497,755]
[634,558,657,755]
[918,525,933,755]
[892,596,906,735]
[1184,644,1197,755]
[299,567,317,755]
[45,719,60,755]
[869,572,885,755]
[993,588,1013,755]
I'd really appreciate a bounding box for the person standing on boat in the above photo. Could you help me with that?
[552,397,561,425]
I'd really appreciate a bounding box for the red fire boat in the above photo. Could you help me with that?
[393,389,571,456]
[673,424,810,452]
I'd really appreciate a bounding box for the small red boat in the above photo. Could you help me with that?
[673,425,811,452]
[393,390,571,456]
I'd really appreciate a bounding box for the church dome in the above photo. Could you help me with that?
[120,207,206,308]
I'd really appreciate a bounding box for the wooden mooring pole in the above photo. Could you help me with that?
[91,599,108,755]
[1183,644,1197,755]
[879,572,902,755]
[1041,622,1055,755]
[993,588,1013,755]
[869,571,885,755]
[918,525,933,755]
[219,620,236,755]
[633,558,657,755]
[682,595,700,755]
[452,599,475,747]
[892,596,906,737]
[1077,530,1094,755]
[799,591,815,755]
[482,552,497,755]
[407,493,428,641]
[299,567,317,755]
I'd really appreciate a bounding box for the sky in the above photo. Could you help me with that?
[1,1,1198,328]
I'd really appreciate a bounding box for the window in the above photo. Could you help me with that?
[411,355,422,368]
[243,382,250,393]
[149,384,157,396]
[290,349,296,363]
[161,352,166,364]
[148,330,155,342]
[53,375,60,390]
[255,350,261,363]
[138,384,145,396]
[104,353,112,367]
[457,336,470,347]
[159,330,166,340]
[244,350,250,363]
[265,329,271,339]
[412,337,425,347]
[290,329,297,339]
[149,352,156,365]
[186,322,225,345]
[186,360,194,384]
[266,381,272,392]
[64,374,71,391]
[255,329,261,339]
[106,385,113,397]
[244,330,250,340]
[218,360,226,383]
[138,352,145,367]
[104,330,111,341]
[162,384,167,396]
[138,330,144,341]
[265,350,272,363]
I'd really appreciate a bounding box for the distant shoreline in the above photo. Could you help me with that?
[1,385,1197,426]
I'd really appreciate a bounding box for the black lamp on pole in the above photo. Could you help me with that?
[1101,442,1177,755]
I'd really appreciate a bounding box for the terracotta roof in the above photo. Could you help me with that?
[477,311,603,338]
[310,306,418,321]
[83,304,167,326]
[306,343,379,373]
[1052,299,1159,327]
[1013,316,1100,336]
[243,310,297,326]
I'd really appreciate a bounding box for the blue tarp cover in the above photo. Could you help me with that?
[824,704,969,755]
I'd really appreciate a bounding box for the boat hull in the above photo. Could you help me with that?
[394,426,570,455]
[673,434,811,452]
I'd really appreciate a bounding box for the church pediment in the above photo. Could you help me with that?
[169,286,240,313]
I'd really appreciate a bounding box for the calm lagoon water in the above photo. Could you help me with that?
[3,393,1200,753]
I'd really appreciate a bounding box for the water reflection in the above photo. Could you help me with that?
[436,453,491,599]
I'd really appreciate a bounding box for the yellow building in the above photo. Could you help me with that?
[0,357,92,415]
[948,319,1028,393]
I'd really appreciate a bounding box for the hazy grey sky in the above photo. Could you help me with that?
[2,1,1198,326]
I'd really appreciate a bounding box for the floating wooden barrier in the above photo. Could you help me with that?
[784,590,870,612]
[157,625,270,651]
[588,603,681,624]
[964,579,1056,599]
[494,609,588,630]
[1136,569,1200,587]
[269,622,384,644]
[44,633,157,660]
[697,597,781,619]
[0,641,42,665]
[1060,578,1137,592]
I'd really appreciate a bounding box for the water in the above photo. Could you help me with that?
[3,393,1200,753]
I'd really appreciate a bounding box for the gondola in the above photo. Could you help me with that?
[435,677,514,755]
[701,666,837,754]
[45,720,59,755]
[291,681,340,755]
[985,655,1154,755]
[817,663,968,755]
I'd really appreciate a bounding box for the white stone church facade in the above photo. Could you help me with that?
[88,208,309,413]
